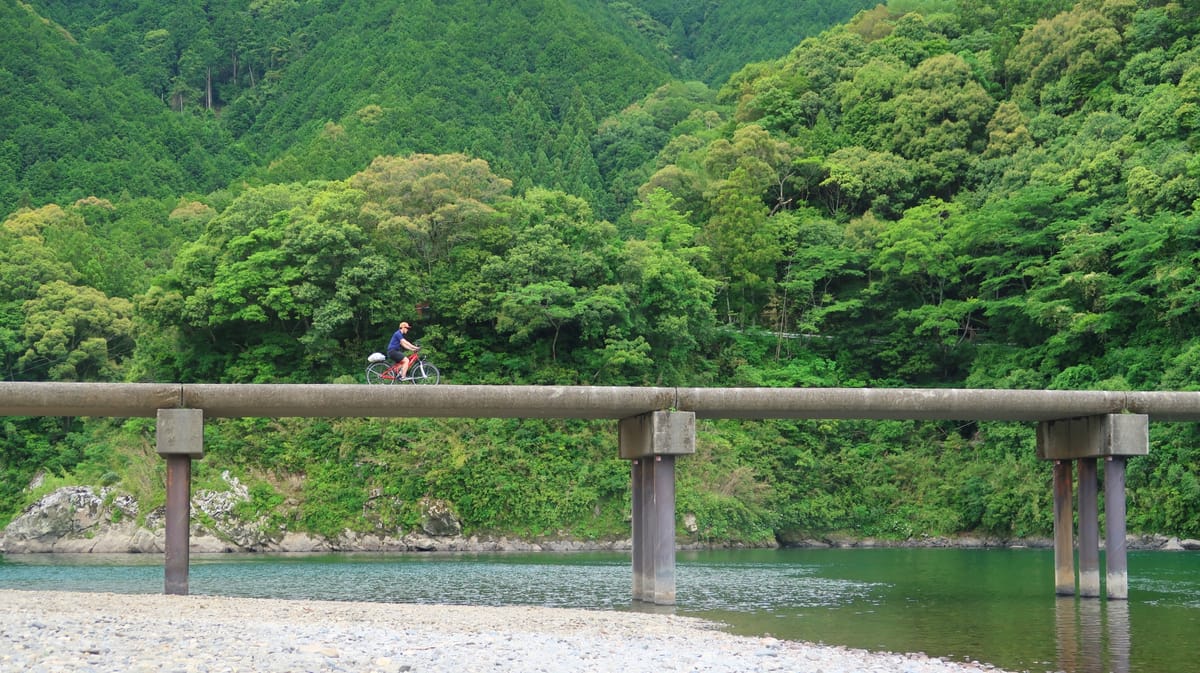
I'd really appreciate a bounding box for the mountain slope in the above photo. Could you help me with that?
[618,0,879,84]
[15,0,871,219]
[235,0,674,186]
[0,0,252,213]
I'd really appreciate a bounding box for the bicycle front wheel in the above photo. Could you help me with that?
[366,362,395,384]
[409,361,440,384]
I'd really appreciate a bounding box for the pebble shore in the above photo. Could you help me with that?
[0,590,1013,673]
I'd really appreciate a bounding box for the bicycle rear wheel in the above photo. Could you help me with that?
[409,361,440,384]
[366,362,397,384]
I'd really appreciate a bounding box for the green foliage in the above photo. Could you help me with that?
[0,2,254,214]
[1128,424,1200,538]
[18,281,135,381]
[5,0,1200,544]
[631,0,879,84]
[295,460,369,538]
[677,424,778,544]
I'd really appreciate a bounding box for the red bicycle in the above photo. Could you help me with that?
[365,347,440,384]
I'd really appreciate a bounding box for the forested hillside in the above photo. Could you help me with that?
[0,0,250,210]
[12,0,876,220]
[2,0,1199,546]
[607,0,881,84]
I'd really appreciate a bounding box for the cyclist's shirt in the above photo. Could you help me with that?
[387,329,407,353]
[387,328,417,362]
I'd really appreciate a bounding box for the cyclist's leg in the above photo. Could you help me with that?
[385,349,405,377]
[400,352,418,378]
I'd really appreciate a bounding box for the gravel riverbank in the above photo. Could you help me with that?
[0,590,1014,673]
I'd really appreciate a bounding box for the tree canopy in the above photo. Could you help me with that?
[3,0,1200,545]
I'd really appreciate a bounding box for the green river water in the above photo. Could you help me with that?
[1,547,1195,673]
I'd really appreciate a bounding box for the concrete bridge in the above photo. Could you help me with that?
[2,382,1191,604]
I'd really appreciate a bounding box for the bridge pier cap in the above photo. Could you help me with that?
[156,408,204,458]
[619,411,696,459]
[1036,414,1149,460]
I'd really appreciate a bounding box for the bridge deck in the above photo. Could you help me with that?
[3,382,1200,422]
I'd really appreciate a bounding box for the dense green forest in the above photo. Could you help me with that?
[2,0,1199,545]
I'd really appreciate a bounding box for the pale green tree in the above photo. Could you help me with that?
[19,280,134,381]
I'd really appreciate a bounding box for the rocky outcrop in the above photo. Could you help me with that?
[0,485,157,553]
[0,483,631,554]
[0,472,296,553]
[418,497,461,536]
[1160,536,1200,551]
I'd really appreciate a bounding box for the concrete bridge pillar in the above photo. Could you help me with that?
[1037,414,1147,600]
[156,408,204,595]
[620,410,696,605]
[1104,455,1129,599]
[1052,460,1074,595]
[1077,457,1100,597]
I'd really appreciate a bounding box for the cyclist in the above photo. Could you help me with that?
[386,321,421,379]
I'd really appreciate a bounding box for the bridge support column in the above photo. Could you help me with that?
[1105,456,1129,599]
[1037,414,1147,601]
[156,408,204,595]
[1052,461,1075,595]
[620,410,695,605]
[1077,458,1100,597]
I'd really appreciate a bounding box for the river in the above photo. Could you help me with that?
[0,547,1195,673]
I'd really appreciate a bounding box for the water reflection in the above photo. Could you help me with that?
[1108,601,1130,673]
[1055,597,1130,673]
